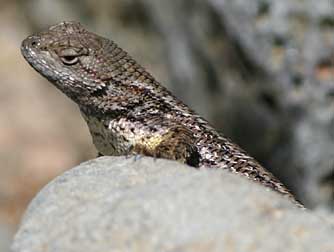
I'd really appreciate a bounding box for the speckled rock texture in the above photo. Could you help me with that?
[207,0,334,209]
[12,157,334,252]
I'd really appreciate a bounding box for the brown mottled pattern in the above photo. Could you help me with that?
[21,21,303,207]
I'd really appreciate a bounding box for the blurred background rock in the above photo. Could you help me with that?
[0,0,333,249]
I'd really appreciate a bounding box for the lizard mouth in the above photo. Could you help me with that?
[21,35,63,85]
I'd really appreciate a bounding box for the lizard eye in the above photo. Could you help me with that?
[58,48,82,65]
[60,55,79,65]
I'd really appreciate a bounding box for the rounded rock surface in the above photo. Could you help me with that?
[12,157,334,252]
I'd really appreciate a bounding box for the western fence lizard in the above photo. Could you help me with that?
[21,21,303,206]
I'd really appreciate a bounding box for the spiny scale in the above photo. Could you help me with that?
[21,21,303,207]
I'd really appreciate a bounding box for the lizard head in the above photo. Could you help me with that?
[21,21,123,102]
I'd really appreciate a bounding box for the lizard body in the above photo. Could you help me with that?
[21,21,302,206]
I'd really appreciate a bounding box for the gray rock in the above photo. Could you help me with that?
[12,157,334,252]
[207,0,334,209]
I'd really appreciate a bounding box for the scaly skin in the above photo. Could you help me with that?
[21,21,303,207]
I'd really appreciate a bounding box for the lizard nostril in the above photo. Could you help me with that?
[30,40,40,49]
[28,37,40,48]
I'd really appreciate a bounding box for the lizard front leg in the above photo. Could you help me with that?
[132,125,200,167]
[85,115,200,167]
